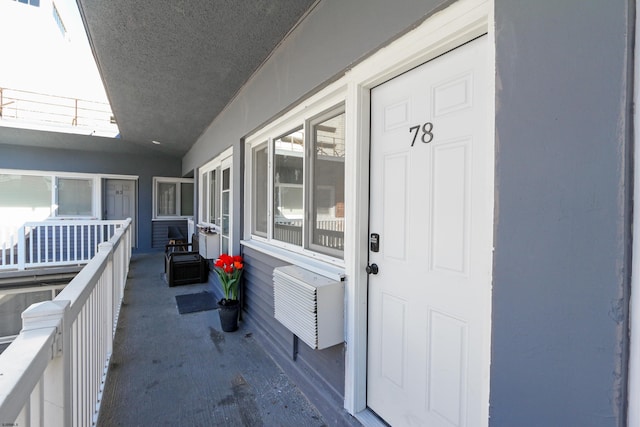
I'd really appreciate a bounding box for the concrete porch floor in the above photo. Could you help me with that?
[97,252,335,427]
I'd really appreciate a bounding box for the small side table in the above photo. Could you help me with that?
[165,251,208,287]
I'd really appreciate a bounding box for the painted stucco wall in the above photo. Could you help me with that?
[0,134,182,252]
[491,1,632,426]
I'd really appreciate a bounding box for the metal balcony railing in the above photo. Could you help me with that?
[0,219,132,427]
[0,87,118,137]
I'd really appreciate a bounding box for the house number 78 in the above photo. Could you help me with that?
[409,122,434,146]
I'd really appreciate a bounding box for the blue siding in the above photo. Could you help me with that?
[240,246,350,425]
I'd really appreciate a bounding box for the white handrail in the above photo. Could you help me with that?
[0,218,132,427]
[0,220,127,271]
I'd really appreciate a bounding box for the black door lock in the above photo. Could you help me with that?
[366,263,379,275]
[370,233,380,252]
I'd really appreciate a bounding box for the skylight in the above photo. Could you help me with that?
[0,0,119,137]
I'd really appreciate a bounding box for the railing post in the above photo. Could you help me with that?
[21,300,71,427]
[98,242,115,352]
[17,225,26,270]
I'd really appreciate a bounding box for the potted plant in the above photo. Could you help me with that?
[213,253,244,332]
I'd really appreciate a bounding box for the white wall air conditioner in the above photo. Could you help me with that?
[198,232,220,259]
[273,265,344,350]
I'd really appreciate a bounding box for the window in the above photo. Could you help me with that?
[52,4,67,37]
[309,110,345,255]
[221,167,231,253]
[0,174,52,225]
[252,143,268,237]
[274,127,304,245]
[248,104,345,259]
[57,178,93,216]
[15,0,40,7]
[199,148,233,254]
[153,177,194,219]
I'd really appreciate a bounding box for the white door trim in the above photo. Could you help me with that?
[628,1,640,424]
[341,0,494,420]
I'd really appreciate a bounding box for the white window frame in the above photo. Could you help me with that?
[198,147,233,252]
[198,147,233,232]
[55,176,98,218]
[245,99,346,267]
[152,176,194,220]
[306,106,346,259]
[0,169,101,219]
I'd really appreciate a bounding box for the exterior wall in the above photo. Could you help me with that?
[182,0,633,425]
[0,137,182,253]
[183,0,451,241]
[491,1,632,426]
[152,219,189,250]
[240,246,350,426]
[183,0,450,420]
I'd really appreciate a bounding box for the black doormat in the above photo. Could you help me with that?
[175,291,217,314]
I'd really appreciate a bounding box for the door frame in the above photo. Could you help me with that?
[628,1,640,423]
[340,0,495,421]
[103,176,138,248]
[198,147,235,255]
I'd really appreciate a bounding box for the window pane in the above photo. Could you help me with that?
[222,191,230,234]
[273,128,304,245]
[0,174,52,225]
[201,172,209,221]
[252,143,268,237]
[58,178,92,216]
[209,170,217,224]
[312,112,345,255]
[222,167,230,191]
[221,167,231,244]
[157,182,176,216]
[181,183,194,216]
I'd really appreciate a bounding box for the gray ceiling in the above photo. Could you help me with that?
[75,0,317,157]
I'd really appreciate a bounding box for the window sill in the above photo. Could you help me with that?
[241,239,345,282]
[152,217,193,221]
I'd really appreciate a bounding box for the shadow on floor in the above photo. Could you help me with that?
[98,252,328,427]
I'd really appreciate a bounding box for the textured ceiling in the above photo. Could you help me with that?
[75,0,316,156]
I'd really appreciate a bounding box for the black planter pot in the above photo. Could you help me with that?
[218,299,239,332]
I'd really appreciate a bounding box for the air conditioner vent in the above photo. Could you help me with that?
[273,265,344,350]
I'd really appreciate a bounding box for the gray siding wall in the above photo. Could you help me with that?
[182,0,632,425]
[240,246,349,425]
[491,1,632,426]
[0,133,182,253]
[183,0,451,248]
[152,219,189,250]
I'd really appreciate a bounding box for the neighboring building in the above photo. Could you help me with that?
[1,0,638,426]
[0,0,190,252]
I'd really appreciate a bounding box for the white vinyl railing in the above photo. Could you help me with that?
[0,218,132,427]
[0,220,127,271]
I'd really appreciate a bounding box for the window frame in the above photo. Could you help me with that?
[199,147,233,229]
[1,168,139,221]
[152,176,194,220]
[245,99,346,265]
[306,106,346,258]
[55,176,96,218]
[251,141,269,238]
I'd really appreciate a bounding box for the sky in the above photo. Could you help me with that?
[0,0,108,102]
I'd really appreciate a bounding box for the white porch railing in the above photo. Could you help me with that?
[0,220,127,271]
[0,218,132,427]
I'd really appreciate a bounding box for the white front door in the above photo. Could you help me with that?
[105,179,136,245]
[367,36,492,426]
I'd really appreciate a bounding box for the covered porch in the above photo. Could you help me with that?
[97,251,341,426]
